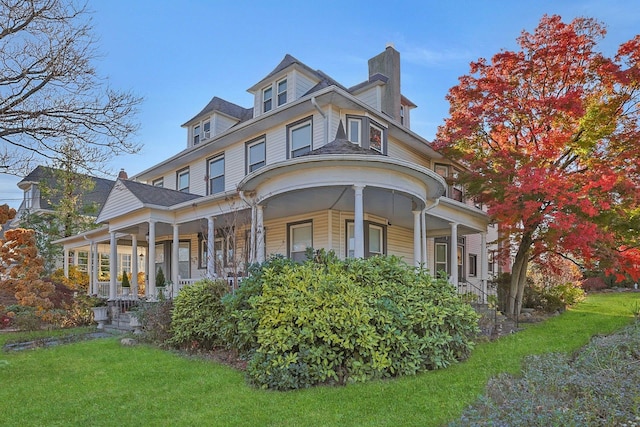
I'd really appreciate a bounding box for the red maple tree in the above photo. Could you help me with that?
[435,15,640,314]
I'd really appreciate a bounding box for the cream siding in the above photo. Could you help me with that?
[293,70,316,99]
[355,87,380,110]
[224,144,246,192]
[214,114,238,136]
[387,137,432,168]
[387,225,414,264]
[264,210,327,258]
[98,186,143,222]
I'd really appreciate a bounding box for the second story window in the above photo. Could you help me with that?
[193,125,200,145]
[288,117,312,158]
[246,137,266,173]
[177,168,190,193]
[277,79,287,106]
[208,155,225,195]
[152,178,164,188]
[263,87,272,113]
[203,121,211,139]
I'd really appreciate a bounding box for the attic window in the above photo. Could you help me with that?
[193,125,200,145]
[277,79,287,106]
[369,123,383,152]
[203,121,211,139]
[347,117,362,145]
[263,87,272,113]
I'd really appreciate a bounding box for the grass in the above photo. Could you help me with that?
[0,292,638,427]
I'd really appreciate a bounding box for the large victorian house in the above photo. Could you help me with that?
[53,46,498,301]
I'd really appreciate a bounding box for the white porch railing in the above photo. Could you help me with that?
[95,276,245,299]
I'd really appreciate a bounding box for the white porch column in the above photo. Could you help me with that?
[413,210,421,267]
[148,220,156,297]
[353,185,365,258]
[172,223,179,296]
[92,242,99,295]
[131,234,139,298]
[449,223,458,286]
[480,231,488,304]
[87,242,94,296]
[63,248,69,278]
[256,204,265,263]
[207,216,215,278]
[109,231,117,300]
[421,209,427,265]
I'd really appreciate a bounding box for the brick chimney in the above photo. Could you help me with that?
[118,168,128,180]
[368,44,401,121]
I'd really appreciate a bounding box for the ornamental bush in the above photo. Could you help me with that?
[169,278,229,350]
[226,250,479,390]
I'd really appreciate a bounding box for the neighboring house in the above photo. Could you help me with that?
[10,166,139,276]
[53,46,499,301]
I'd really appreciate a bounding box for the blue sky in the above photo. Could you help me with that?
[1,0,639,208]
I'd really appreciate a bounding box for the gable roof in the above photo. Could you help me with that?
[118,179,202,207]
[182,96,253,126]
[18,165,115,212]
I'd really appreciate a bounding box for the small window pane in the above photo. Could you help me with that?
[369,124,382,152]
[263,87,272,112]
[348,119,361,144]
[209,157,225,194]
[178,170,189,192]
[249,140,265,172]
[277,79,287,106]
[203,121,211,138]
[291,123,311,157]
[369,225,382,254]
[291,223,312,262]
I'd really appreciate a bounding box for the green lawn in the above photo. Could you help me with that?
[1,292,638,427]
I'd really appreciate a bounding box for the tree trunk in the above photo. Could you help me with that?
[508,232,532,315]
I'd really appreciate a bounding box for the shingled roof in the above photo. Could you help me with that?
[304,122,385,156]
[183,96,253,126]
[18,165,115,213]
[118,179,202,207]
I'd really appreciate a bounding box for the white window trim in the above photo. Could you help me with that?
[177,168,190,193]
[287,117,313,158]
[289,221,312,262]
[347,117,362,145]
[208,155,225,195]
[277,78,287,107]
[262,86,273,113]
[247,137,266,173]
[203,120,211,139]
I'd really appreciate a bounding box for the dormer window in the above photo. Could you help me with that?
[369,123,383,153]
[263,87,273,113]
[193,125,200,145]
[24,187,32,210]
[400,106,405,125]
[203,121,211,139]
[277,79,287,106]
[347,117,362,145]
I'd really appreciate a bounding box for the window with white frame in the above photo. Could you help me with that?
[289,221,312,262]
[346,221,386,258]
[369,122,383,152]
[347,117,361,145]
[208,155,225,195]
[152,178,164,188]
[469,253,477,277]
[246,137,266,173]
[287,117,312,158]
[99,253,110,279]
[263,86,273,113]
[178,241,190,279]
[77,251,88,273]
[177,168,190,193]
[193,125,200,145]
[277,79,287,106]
[435,241,448,277]
[203,120,211,139]
[24,187,32,210]
[119,253,132,275]
[400,105,405,125]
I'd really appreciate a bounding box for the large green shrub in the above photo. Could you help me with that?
[169,278,228,350]
[228,251,479,390]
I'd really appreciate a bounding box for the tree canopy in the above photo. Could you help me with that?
[434,15,640,314]
[0,0,142,176]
